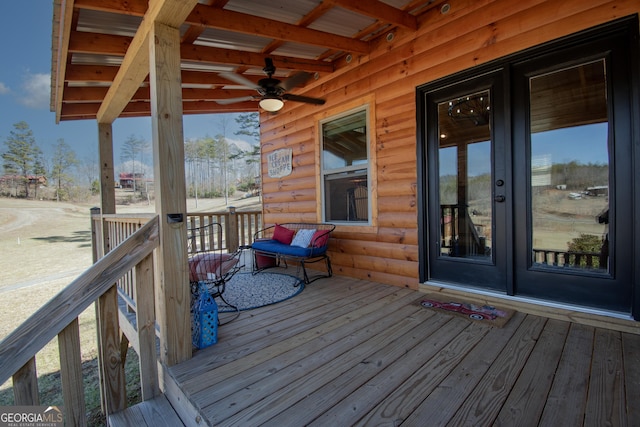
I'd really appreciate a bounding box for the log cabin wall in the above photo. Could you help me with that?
[258,0,640,290]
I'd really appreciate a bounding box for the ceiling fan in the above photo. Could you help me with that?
[216,58,326,112]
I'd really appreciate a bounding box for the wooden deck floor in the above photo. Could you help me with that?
[166,274,640,426]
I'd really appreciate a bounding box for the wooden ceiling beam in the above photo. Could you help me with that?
[64,86,256,102]
[68,31,132,55]
[68,32,333,74]
[180,0,219,44]
[258,1,335,59]
[181,45,333,74]
[96,0,199,124]
[64,64,263,86]
[75,0,370,55]
[331,0,418,31]
[51,0,75,123]
[61,99,258,120]
[73,0,147,15]
[187,5,370,54]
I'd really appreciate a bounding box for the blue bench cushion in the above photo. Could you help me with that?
[252,239,327,258]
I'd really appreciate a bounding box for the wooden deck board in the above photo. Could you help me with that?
[108,395,185,427]
[354,320,490,426]
[208,297,434,426]
[539,322,594,426]
[180,285,411,395]
[622,332,640,422]
[160,275,640,426]
[445,314,547,426]
[400,312,527,425]
[495,319,570,426]
[307,316,475,427]
[198,290,420,411]
[585,329,626,426]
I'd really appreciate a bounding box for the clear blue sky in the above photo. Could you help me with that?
[0,2,252,163]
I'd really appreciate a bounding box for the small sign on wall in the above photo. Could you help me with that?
[267,148,293,178]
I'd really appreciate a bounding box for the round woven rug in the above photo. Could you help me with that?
[216,271,304,312]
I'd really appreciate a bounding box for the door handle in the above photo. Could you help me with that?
[494,195,505,202]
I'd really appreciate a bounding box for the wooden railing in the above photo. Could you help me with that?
[0,216,160,425]
[186,207,263,251]
[0,207,262,424]
[99,208,262,308]
[532,249,605,269]
[440,204,487,257]
[0,209,262,426]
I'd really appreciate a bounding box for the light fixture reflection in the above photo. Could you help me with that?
[259,97,284,112]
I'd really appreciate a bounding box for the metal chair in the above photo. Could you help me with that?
[187,222,243,322]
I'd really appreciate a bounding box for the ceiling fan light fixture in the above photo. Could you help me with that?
[259,97,284,112]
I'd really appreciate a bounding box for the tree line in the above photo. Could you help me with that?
[0,113,260,203]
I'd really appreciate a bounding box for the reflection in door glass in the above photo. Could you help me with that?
[529,60,610,272]
[438,90,492,261]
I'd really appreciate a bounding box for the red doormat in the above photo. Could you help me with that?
[417,293,515,327]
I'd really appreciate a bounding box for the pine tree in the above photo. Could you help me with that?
[2,121,42,198]
[234,112,260,143]
[234,112,261,191]
[120,134,150,193]
[51,138,79,201]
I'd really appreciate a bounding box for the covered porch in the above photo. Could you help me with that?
[113,273,640,426]
[15,0,638,423]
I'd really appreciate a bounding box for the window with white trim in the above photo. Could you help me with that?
[321,107,370,224]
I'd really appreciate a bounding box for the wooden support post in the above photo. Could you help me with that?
[58,318,87,426]
[96,123,118,414]
[98,123,116,217]
[149,21,191,366]
[90,207,102,262]
[227,206,239,252]
[13,357,39,405]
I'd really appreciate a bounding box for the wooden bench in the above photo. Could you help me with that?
[251,222,335,284]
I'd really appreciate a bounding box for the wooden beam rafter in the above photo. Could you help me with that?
[187,5,370,55]
[62,99,258,121]
[67,33,333,74]
[64,64,264,86]
[96,0,199,124]
[51,0,75,123]
[331,0,418,30]
[75,0,370,55]
[63,86,255,102]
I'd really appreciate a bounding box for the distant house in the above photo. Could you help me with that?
[118,172,145,189]
[0,175,47,186]
[0,175,48,197]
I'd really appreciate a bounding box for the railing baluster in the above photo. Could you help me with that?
[13,357,39,405]
[135,253,159,400]
[58,318,87,426]
[97,285,126,415]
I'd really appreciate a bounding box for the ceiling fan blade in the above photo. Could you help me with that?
[219,72,260,90]
[215,96,256,105]
[279,72,312,91]
[283,93,326,105]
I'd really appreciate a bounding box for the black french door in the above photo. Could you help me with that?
[422,70,509,292]
[418,17,637,314]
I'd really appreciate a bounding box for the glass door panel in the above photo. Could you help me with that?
[437,90,493,262]
[512,37,633,312]
[529,61,610,274]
